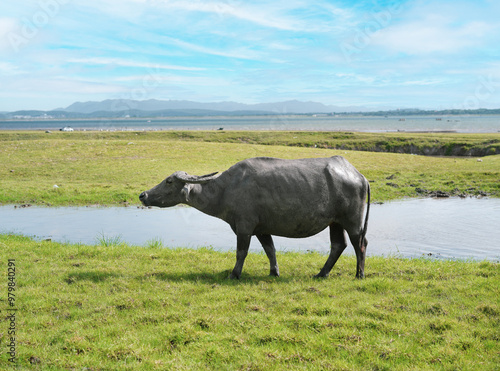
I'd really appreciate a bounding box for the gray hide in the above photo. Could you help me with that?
[139,156,370,279]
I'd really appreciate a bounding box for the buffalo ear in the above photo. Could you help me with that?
[175,171,219,184]
[181,184,193,202]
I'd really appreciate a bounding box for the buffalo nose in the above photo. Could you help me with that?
[139,192,147,201]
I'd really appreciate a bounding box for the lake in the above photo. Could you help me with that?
[1,115,500,132]
[1,198,499,261]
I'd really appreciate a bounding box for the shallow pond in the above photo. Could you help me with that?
[1,198,499,261]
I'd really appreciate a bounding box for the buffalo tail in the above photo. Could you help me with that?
[360,180,370,248]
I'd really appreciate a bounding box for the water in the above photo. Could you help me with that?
[1,115,499,132]
[1,198,499,261]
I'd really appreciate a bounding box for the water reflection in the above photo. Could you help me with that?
[1,198,499,261]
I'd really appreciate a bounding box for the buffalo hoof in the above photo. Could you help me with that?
[229,272,240,280]
[270,269,280,277]
[313,273,328,279]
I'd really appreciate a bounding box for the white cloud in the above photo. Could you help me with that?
[0,75,136,109]
[334,73,376,84]
[67,57,206,71]
[75,0,302,31]
[0,17,18,52]
[371,12,497,55]
[401,79,446,86]
[113,73,231,87]
[0,17,17,35]
[156,35,267,61]
[0,61,22,75]
[159,1,308,31]
[480,62,500,81]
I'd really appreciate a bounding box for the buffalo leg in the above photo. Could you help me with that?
[348,232,368,279]
[230,234,251,279]
[314,223,347,278]
[257,234,279,277]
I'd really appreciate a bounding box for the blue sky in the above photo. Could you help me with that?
[1,0,499,111]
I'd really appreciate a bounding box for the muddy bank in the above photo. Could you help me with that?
[227,134,500,157]
[332,142,500,157]
[238,141,499,157]
[413,187,490,198]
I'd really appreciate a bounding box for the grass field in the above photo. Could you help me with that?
[1,233,499,370]
[1,130,499,156]
[1,130,499,206]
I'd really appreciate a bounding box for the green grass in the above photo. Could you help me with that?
[160,130,500,156]
[95,232,125,247]
[1,233,499,370]
[145,237,164,249]
[1,130,499,156]
[0,131,499,206]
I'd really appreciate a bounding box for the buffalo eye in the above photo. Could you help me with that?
[166,178,173,184]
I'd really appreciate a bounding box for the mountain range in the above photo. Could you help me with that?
[60,99,370,114]
[1,99,372,119]
[3,99,498,119]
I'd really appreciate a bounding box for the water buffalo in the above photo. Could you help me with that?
[139,156,370,279]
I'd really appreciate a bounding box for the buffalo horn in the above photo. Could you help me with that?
[175,171,219,184]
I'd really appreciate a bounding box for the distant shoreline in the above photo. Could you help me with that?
[3,111,500,120]
[1,114,499,133]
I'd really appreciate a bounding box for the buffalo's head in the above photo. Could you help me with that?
[139,171,218,207]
